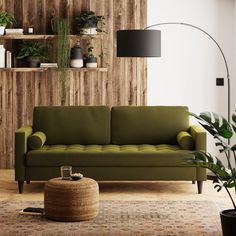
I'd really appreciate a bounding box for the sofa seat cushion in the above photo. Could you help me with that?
[26,144,194,167]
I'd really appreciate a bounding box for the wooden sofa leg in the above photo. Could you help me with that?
[192,181,196,184]
[26,180,30,184]
[197,181,203,194]
[18,181,24,194]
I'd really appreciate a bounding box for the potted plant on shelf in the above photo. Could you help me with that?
[75,10,105,35]
[16,42,48,67]
[86,45,97,68]
[0,12,16,35]
[190,111,236,236]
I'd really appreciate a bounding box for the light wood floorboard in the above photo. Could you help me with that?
[0,169,234,210]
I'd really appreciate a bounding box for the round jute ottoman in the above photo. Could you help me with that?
[44,177,99,222]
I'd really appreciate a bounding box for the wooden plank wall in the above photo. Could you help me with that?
[0,0,147,169]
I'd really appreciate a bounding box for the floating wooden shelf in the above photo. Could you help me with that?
[0,67,108,72]
[0,34,103,40]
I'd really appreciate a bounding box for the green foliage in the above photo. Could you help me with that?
[190,111,236,209]
[76,10,105,33]
[16,42,48,60]
[87,45,95,58]
[57,19,70,105]
[0,12,16,26]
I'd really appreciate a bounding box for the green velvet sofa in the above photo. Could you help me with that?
[15,106,207,193]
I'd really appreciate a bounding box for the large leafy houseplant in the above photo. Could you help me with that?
[0,11,16,35]
[190,111,236,235]
[16,42,48,67]
[76,10,105,34]
[0,12,15,26]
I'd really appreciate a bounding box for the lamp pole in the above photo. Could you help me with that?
[145,22,231,125]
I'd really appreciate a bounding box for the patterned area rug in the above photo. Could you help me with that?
[0,200,222,236]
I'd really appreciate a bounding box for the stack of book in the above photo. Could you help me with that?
[5,28,24,35]
[40,63,58,68]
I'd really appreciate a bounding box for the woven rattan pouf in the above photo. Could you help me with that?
[44,177,99,222]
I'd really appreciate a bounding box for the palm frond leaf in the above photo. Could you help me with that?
[190,151,231,180]
[199,112,233,139]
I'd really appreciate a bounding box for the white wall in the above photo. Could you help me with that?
[147,0,235,156]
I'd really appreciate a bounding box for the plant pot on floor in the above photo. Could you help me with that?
[220,209,236,236]
[28,57,41,67]
[86,57,97,68]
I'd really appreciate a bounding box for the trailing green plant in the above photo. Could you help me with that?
[57,18,70,105]
[0,12,16,26]
[16,42,48,60]
[190,111,236,210]
[76,10,105,33]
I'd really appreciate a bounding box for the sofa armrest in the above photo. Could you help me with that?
[189,125,206,151]
[15,125,33,180]
[189,125,207,181]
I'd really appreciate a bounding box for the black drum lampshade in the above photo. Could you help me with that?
[117,29,161,57]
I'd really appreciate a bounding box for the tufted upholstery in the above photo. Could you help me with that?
[26,144,194,167]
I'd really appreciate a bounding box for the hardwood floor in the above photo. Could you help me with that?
[0,169,234,210]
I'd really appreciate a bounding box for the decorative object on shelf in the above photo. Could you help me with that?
[57,18,70,105]
[60,166,72,180]
[70,172,83,180]
[76,10,105,35]
[5,28,23,35]
[70,43,83,68]
[6,50,12,68]
[86,45,97,68]
[40,62,58,68]
[0,11,16,35]
[0,44,5,68]
[190,111,236,236]
[16,42,48,67]
[27,27,34,34]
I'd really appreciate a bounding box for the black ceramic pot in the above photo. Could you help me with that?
[28,57,41,67]
[71,45,83,60]
[220,209,236,236]
[86,57,97,63]
[86,57,97,68]
[70,45,83,68]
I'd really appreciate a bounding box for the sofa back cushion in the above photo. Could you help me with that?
[33,106,110,145]
[111,106,189,145]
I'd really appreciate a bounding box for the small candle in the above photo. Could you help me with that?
[28,27,34,34]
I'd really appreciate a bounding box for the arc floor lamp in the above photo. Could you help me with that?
[116,22,231,124]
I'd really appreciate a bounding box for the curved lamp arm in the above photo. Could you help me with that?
[145,22,230,123]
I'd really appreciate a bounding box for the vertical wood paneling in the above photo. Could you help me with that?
[0,0,147,168]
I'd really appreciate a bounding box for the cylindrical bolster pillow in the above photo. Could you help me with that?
[28,131,46,150]
[177,131,194,150]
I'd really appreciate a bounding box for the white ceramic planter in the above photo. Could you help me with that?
[86,62,97,68]
[86,57,97,68]
[0,26,6,35]
[70,59,83,68]
[81,27,97,35]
